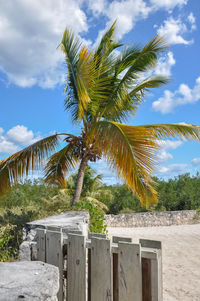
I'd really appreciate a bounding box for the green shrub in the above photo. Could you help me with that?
[0,224,18,261]
[75,200,107,234]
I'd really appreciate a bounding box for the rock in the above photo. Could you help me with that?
[18,241,31,261]
[0,261,59,301]
[19,210,89,261]
[105,210,198,227]
[24,210,89,241]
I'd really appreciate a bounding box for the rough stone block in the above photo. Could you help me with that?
[0,261,59,301]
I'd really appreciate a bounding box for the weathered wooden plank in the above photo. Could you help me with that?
[46,226,62,232]
[139,239,161,250]
[112,236,132,243]
[36,228,46,262]
[151,251,163,301]
[91,237,112,301]
[142,258,151,301]
[46,230,63,301]
[88,248,91,301]
[118,242,142,301]
[112,236,132,301]
[140,239,163,301]
[88,232,106,239]
[67,234,86,301]
[63,229,82,236]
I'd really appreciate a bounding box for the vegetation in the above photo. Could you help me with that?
[1,170,200,261]
[1,22,200,209]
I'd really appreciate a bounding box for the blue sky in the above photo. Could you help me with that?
[0,0,200,184]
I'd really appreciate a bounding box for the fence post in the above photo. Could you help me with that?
[46,230,63,301]
[118,242,142,301]
[91,237,112,301]
[112,236,132,301]
[140,239,163,301]
[36,228,46,262]
[67,233,86,301]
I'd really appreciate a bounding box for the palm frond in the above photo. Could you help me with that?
[0,134,60,195]
[95,20,121,60]
[99,36,168,122]
[142,123,200,141]
[87,121,159,207]
[60,28,82,122]
[44,143,79,186]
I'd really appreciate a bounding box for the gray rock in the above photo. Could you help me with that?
[24,210,89,241]
[18,241,31,261]
[0,261,59,301]
[19,211,89,261]
[106,210,198,227]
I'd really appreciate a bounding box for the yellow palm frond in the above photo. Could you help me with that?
[87,121,159,207]
[0,134,60,196]
[44,143,79,186]
[142,123,200,141]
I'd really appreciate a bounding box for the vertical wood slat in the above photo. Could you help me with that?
[112,236,132,301]
[140,239,163,301]
[91,237,112,301]
[118,242,142,301]
[151,252,162,301]
[36,228,46,262]
[88,248,91,301]
[142,258,152,301]
[67,234,86,301]
[46,230,63,301]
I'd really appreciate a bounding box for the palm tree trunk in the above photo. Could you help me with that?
[71,156,88,207]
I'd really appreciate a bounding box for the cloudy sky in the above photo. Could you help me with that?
[0,0,200,184]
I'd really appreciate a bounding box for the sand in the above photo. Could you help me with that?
[108,223,200,301]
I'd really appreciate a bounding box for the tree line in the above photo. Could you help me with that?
[0,170,200,261]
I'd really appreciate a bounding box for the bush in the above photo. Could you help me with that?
[75,200,107,234]
[0,224,18,261]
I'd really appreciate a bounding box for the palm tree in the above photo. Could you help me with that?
[1,21,200,208]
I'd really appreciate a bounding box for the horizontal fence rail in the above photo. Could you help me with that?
[36,227,162,301]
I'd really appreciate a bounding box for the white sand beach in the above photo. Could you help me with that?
[108,223,200,301]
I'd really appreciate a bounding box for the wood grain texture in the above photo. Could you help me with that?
[118,242,142,301]
[91,237,112,301]
[67,234,86,301]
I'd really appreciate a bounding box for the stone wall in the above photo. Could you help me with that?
[105,210,199,227]
[19,210,89,261]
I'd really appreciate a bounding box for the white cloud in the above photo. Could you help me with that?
[157,139,183,162]
[157,16,195,45]
[0,125,43,157]
[0,128,4,136]
[7,125,40,146]
[0,1,194,89]
[150,0,187,10]
[0,0,88,88]
[0,137,19,154]
[192,158,200,166]
[187,12,196,30]
[152,76,200,114]
[157,163,189,175]
[87,0,107,16]
[155,51,175,77]
[94,0,151,45]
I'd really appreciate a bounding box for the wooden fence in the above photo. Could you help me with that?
[36,227,162,301]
